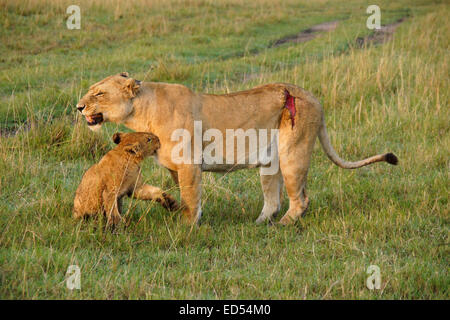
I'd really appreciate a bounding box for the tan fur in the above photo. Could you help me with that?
[77,73,397,225]
[73,131,179,225]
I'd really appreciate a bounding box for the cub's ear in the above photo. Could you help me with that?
[124,142,142,156]
[120,72,129,78]
[124,77,141,98]
[112,132,122,144]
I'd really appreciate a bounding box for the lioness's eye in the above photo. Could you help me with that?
[95,92,104,97]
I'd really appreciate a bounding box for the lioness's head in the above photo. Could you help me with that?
[77,72,141,131]
[112,132,160,158]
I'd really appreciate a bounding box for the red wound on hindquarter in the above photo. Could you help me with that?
[284,90,296,128]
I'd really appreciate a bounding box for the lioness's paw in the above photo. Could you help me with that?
[181,213,200,225]
[255,215,273,224]
[278,215,296,226]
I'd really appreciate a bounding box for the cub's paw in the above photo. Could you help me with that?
[158,193,180,211]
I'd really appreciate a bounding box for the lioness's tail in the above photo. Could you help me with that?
[318,117,398,169]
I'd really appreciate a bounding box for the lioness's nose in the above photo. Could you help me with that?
[77,104,85,112]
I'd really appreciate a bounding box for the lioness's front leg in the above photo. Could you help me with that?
[177,165,202,224]
[133,184,180,211]
[256,168,284,224]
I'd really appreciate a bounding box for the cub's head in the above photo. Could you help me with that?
[76,72,141,131]
[112,132,160,159]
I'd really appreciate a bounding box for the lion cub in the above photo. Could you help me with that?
[73,132,179,225]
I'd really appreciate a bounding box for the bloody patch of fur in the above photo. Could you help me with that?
[284,90,296,128]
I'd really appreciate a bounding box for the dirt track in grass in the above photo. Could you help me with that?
[271,21,339,47]
[356,18,406,47]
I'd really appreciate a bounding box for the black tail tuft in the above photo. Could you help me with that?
[384,153,398,165]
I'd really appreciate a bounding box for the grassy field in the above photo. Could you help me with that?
[0,0,448,299]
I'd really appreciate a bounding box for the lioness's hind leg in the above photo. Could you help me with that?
[277,120,317,225]
[278,153,310,225]
[256,168,283,224]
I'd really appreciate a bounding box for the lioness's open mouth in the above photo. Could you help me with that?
[85,113,103,126]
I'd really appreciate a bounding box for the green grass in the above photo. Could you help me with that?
[0,0,448,299]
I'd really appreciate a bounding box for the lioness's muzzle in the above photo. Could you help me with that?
[85,113,103,126]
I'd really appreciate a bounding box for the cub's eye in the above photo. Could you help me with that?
[147,138,152,143]
[94,92,104,97]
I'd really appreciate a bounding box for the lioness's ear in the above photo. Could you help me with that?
[124,142,142,156]
[112,132,122,144]
[124,78,140,98]
[120,72,129,78]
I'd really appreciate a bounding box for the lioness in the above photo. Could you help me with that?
[73,132,179,225]
[76,72,398,225]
